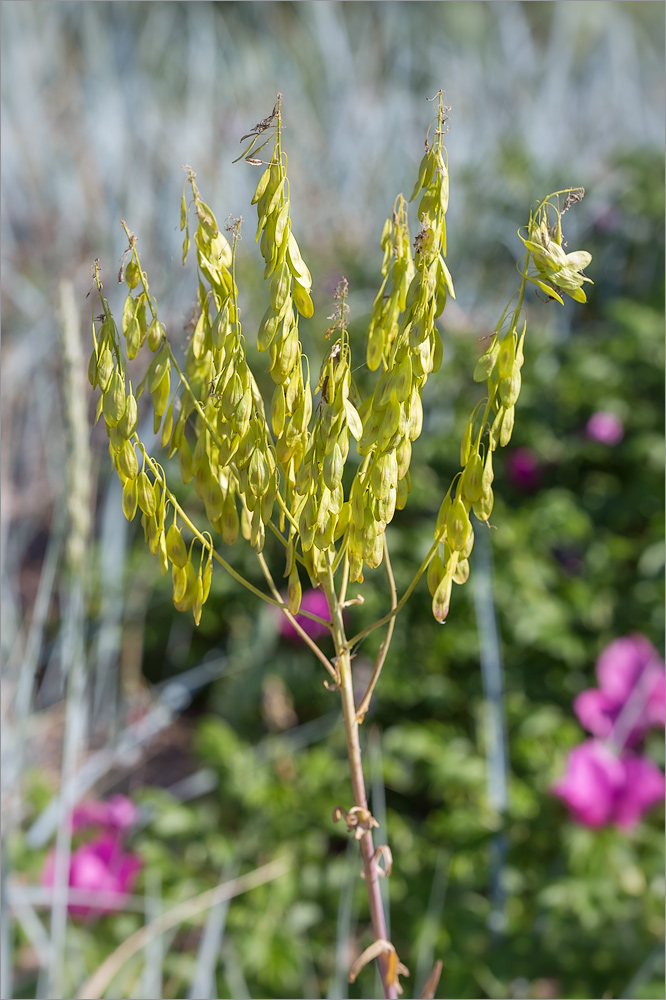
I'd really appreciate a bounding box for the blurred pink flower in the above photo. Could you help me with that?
[574,636,665,747]
[71,794,137,832]
[42,832,142,918]
[278,588,331,644]
[552,739,664,830]
[505,447,542,491]
[585,411,624,445]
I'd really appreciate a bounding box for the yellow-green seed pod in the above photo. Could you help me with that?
[249,448,270,497]
[204,477,225,523]
[435,494,451,535]
[202,553,212,603]
[427,549,446,597]
[482,449,494,492]
[286,233,311,288]
[461,521,475,559]
[118,392,138,439]
[103,371,126,428]
[157,530,169,577]
[125,317,141,360]
[250,503,265,552]
[137,470,156,517]
[365,531,384,570]
[323,442,344,491]
[473,487,494,522]
[371,450,398,501]
[172,563,188,604]
[407,388,423,441]
[166,524,188,568]
[96,348,115,392]
[152,372,170,421]
[179,437,193,484]
[270,262,291,313]
[147,354,170,394]
[122,476,138,521]
[376,396,401,452]
[174,562,197,612]
[499,405,515,447]
[350,476,365,530]
[125,259,140,289]
[366,323,385,372]
[453,557,469,585]
[361,508,378,560]
[394,354,413,403]
[160,399,174,449]
[251,166,271,205]
[396,438,412,480]
[446,496,470,551]
[271,384,286,437]
[118,440,138,480]
[192,576,204,626]
[287,562,302,615]
[146,512,161,555]
[373,487,397,528]
[220,492,239,545]
[147,318,164,352]
[460,416,474,467]
[473,337,500,383]
[432,568,453,623]
[274,202,290,247]
[260,475,276,524]
[396,472,410,510]
[258,307,281,352]
[292,279,314,319]
[498,332,516,380]
[461,452,484,503]
[499,366,521,408]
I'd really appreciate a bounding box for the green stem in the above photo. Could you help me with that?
[322,558,397,1000]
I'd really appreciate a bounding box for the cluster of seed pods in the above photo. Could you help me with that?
[90,90,591,630]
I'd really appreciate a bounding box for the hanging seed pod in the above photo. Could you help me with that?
[499,365,521,408]
[166,523,188,568]
[453,557,469,585]
[292,279,314,319]
[147,353,170,394]
[179,437,193,484]
[432,568,453,623]
[172,563,188,604]
[221,492,239,545]
[147,318,164,352]
[270,262,291,312]
[323,442,344,491]
[461,452,483,503]
[157,530,169,577]
[118,392,138,439]
[427,549,446,597]
[122,476,138,521]
[174,561,197,612]
[395,473,410,510]
[151,370,170,421]
[287,562,302,615]
[192,575,204,626]
[446,495,470,551]
[202,551,212,603]
[499,405,515,447]
[96,347,115,392]
[117,439,138,480]
[473,336,499,382]
[473,487,494,522]
[102,370,127,428]
[271,384,286,436]
[137,470,157,517]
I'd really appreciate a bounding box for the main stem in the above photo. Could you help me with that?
[322,564,398,1000]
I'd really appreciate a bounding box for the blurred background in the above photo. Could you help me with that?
[1,2,664,998]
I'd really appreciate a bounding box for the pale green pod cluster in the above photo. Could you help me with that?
[290,329,362,582]
[347,102,455,583]
[428,187,592,623]
[179,172,277,555]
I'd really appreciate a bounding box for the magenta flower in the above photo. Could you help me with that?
[585,411,624,445]
[574,636,665,748]
[278,587,331,644]
[42,832,142,918]
[552,740,665,830]
[505,447,542,491]
[71,794,137,833]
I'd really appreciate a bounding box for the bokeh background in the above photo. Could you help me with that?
[1,2,664,999]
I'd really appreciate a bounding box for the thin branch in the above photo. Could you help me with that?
[254,551,338,683]
[355,535,397,723]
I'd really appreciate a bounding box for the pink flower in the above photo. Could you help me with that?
[42,833,142,918]
[574,636,665,747]
[552,740,664,830]
[585,411,624,445]
[505,447,542,491]
[278,588,331,644]
[71,794,137,833]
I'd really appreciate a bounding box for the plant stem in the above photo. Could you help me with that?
[322,560,398,1000]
